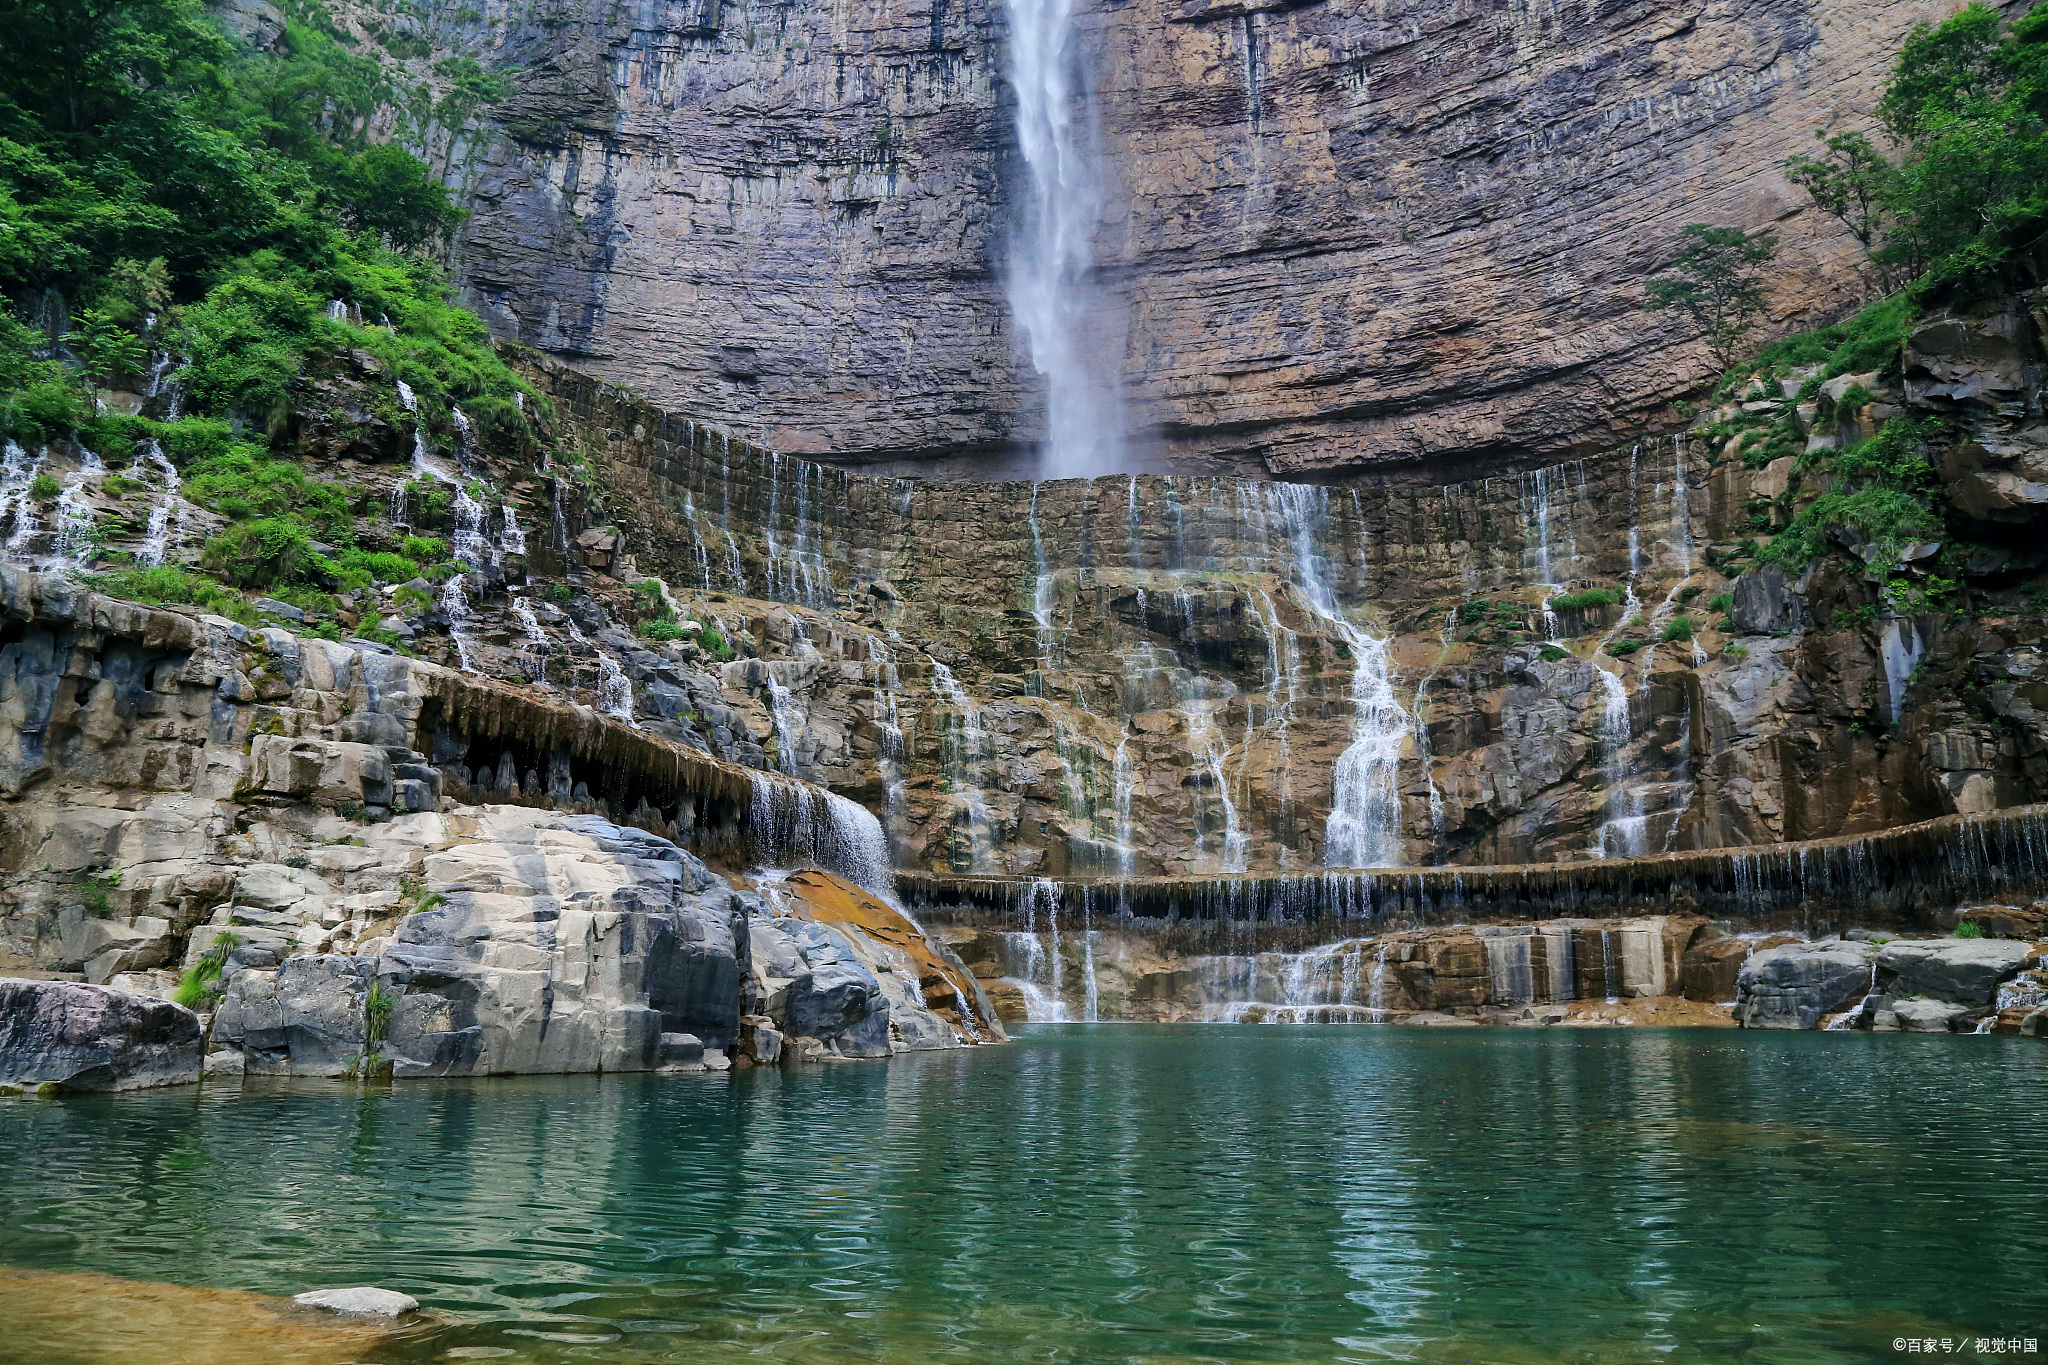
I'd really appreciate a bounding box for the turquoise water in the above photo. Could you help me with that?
[1,1025,2044,1363]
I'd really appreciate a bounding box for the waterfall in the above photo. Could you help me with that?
[498,505,526,559]
[597,651,635,724]
[1004,0,1125,476]
[1184,690,1247,873]
[395,380,416,413]
[746,775,894,895]
[1111,724,1138,875]
[1266,483,1410,869]
[50,448,104,568]
[1028,482,1056,662]
[867,637,908,846]
[1,441,44,551]
[1324,631,1409,868]
[137,440,184,568]
[929,659,996,871]
[1593,666,1644,858]
[510,595,549,686]
[764,674,806,776]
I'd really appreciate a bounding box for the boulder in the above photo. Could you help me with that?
[1876,938,2035,1004]
[1680,932,1801,1004]
[371,807,744,1076]
[210,955,373,1076]
[1891,997,1973,1033]
[1734,941,1876,1029]
[0,978,201,1091]
[1729,567,1806,635]
[658,1031,705,1068]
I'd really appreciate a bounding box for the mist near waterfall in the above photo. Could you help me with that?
[1003,0,1129,480]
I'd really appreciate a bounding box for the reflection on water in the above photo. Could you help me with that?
[0,1027,2042,1364]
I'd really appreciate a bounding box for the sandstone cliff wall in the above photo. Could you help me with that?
[325,0,1990,476]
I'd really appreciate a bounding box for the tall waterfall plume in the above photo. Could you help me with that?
[1005,0,1126,477]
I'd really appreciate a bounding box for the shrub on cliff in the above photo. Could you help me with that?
[1790,3,2048,303]
[1645,225,1780,369]
[0,0,537,559]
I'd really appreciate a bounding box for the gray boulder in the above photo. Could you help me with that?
[753,918,892,1059]
[370,807,744,1076]
[1891,997,1973,1033]
[1735,941,1877,1029]
[211,955,373,1076]
[0,978,202,1091]
[1877,938,2035,1004]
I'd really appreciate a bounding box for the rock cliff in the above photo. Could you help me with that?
[310,0,1993,476]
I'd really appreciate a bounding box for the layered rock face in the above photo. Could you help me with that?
[536,287,2048,879]
[324,0,1974,475]
[933,908,2048,1034]
[0,574,1001,1074]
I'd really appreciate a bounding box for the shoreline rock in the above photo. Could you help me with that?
[0,979,201,1092]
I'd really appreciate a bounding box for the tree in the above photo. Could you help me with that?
[1787,132,1894,251]
[1644,224,1779,370]
[330,142,466,254]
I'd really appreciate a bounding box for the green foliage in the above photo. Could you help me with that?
[1787,130,1898,260]
[0,0,541,551]
[636,618,686,641]
[1457,599,1491,626]
[1608,639,1642,657]
[1787,4,2048,303]
[548,582,574,602]
[65,308,149,387]
[1537,644,1569,662]
[698,623,734,662]
[1761,417,1944,572]
[1548,587,1621,613]
[98,564,199,604]
[1708,592,1735,614]
[1724,643,1751,662]
[1952,919,1984,938]
[1678,586,1703,602]
[331,547,419,587]
[1644,224,1780,368]
[172,931,240,1009]
[1660,615,1695,643]
[79,870,122,918]
[392,584,433,613]
[201,517,312,589]
[27,470,59,502]
[399,535,445,562]
[365,982,394,1043]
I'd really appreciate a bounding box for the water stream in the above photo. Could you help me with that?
[1004,0,1124,476]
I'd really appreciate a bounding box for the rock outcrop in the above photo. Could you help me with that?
[0,979,202,1091]
[1733,940,1877,1029]
[312,0,1970,477]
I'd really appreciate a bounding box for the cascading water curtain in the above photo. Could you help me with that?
[1005,0,1126,477]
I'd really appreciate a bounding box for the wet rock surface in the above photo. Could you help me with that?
[0,979,202,1091]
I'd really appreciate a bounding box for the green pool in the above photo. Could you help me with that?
[1,1025,2043,1363]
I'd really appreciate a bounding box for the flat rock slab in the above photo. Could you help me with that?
[1877,938,2036,1004]
[292,1287,419,1317]
[0,978,201,1091]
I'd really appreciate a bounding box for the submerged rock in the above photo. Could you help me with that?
[0,979,201,1091]
[291,1287,418,1317]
